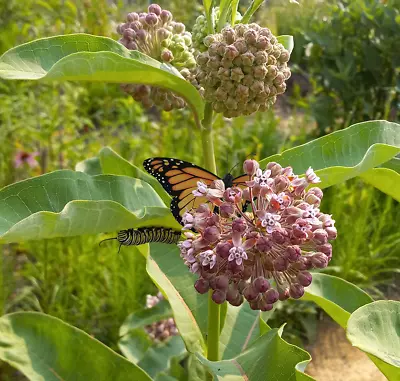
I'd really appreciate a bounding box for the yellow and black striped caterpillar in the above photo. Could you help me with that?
[100,227,181,252]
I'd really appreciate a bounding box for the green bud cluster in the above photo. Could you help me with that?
[191,7,242,53]
[117,4,196,111]
[195,23,291,118]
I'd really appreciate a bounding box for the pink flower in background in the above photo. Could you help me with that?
[14,151,39,168]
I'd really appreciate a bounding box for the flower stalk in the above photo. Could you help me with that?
[200,101,220,362]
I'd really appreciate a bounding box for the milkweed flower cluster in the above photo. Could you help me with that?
[117,4,196,111]
[195,23,291,117]
[178,160,337,311]
[144,292,178,342]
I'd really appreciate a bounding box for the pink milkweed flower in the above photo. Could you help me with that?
[177,159,337,310]
[193,181,208,197]
[14,150,39,168]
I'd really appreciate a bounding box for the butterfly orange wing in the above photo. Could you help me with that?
[143,158,220,224]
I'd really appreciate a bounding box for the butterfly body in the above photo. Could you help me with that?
[143,157,249,225]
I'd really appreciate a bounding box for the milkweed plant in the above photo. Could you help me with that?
[0,1,399,380]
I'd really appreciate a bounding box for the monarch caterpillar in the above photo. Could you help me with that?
[100,227,181,252]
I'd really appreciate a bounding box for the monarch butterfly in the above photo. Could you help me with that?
[143,157,249,224]
[100,227,181,252]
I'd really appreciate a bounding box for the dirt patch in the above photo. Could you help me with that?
[305,317,386,381]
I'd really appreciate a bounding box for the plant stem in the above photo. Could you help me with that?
[207,289,220,361]
[200,103,220,362]
[201,103,217,174]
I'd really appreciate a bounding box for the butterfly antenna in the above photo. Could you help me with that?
[99,237,117,247]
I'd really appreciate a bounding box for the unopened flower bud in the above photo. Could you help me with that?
[160,10,172,23]
[285,245,301,262]
[317,243,332,260]
[232,218,247,233]
[127,12,139,22]
[256,236,272,252]
[289,283,304,299]
[212,289,227,304]
[243,159,259,176]
[215,241,233,259]
[264,288,279,304]
[278,288,290,301]
[148,4,162,15]
[311,253,329,268]
[253,277,270,293]
[243,285,259,301]
[326,226,337,240]
[215,275,229,291]
[312,229,328,245]
[145,13,159,26]
[195,278,210,294]
[161,49,174,62]
[203,226,220,243]
[273,256,289,271]
[297,271,312,287]
[220,202,235,217]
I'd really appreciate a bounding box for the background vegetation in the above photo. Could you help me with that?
[0,0,399,377]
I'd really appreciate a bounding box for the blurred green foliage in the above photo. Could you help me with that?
[0,2,399,376]
[273,0,400,134]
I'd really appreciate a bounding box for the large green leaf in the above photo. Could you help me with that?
[137,336,187,379]
[277,36,294,55]
[0,312,151,381]
[75,156,102,176]
[99,147,172,206]
[0,170,178,243]
[197,328,313,380]
[360,166,400,201]
[0,34,204,120]
[146,244,206,354]
[120,299,173,337]
[346,301,400,381]
[302,273,373,328]
[260,121,400,190]
[220,303,261,360]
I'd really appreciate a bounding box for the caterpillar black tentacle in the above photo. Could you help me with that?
[100,227,181,253]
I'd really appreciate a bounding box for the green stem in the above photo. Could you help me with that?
[207,290,220,361]
[201,103,217,174]
[200,102,220,362]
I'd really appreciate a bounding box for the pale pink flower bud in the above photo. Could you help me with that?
[148,4,162,15]
[326,226,337,240]
[219,202,234,218]
[160,10,172,23]
[312,229,328,245]
[243,159,259,176]
[318,243,332,260]
[311,253,329,268]
[215,241,233,259]
[145,13,158,25]
[203,226,220,243]
[232,218,247,233]
[274,175,290,192]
